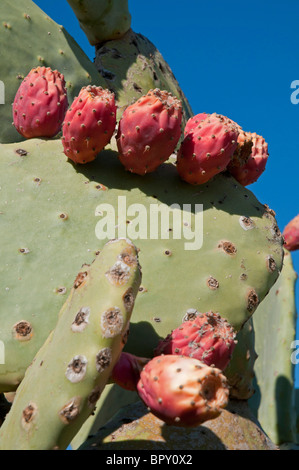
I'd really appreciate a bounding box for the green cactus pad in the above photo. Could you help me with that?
[249,249,298,445]
[0,238,142,450]
[224,317,257,400]
[94,28,193,126]
[0,0,105,144]
[66,0,132,45]
[78,399,277,450]
[0,138,283,392]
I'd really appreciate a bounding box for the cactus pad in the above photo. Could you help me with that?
[0,138,284,392]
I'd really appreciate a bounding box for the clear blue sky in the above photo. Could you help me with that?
[35,0,299,385]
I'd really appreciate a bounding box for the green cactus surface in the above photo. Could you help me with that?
[0,238,142,450]
[66,0,131,45]
[94,28,193,127]
[224,317,257,400]
[0,138,284,393]
[78,399,278,450]
[249,249,298,445]
[0,0,105,144]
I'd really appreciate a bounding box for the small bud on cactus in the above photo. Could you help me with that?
[227,132,269,186]
[62,85,117,164]
[283,214,299,252]
[137,355,229,427]
[116,88,183,175]
[13,66,68,138]
[176,113,239,185]
[154,311,236,370]
[110,352,150,391]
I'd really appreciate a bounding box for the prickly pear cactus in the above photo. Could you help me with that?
[94,28,193,125]
[78,399,278,450]
[0,0,106,144]
[0,238,142,450]
[249,249,298,446]
[0,138,284,392]
[66,0,132,45]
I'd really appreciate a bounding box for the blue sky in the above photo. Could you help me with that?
[35,0,299,385]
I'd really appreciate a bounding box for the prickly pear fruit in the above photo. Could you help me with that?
[116,88,183,175]
[227,132,269,186]
[154,311,236,371]
[283,214,299,252]
[12,66,68,139]
[110,352,150,391]
[176,113,239,185]
[62,85,116,164]
[183,112,210,136]
[137,355,229,427]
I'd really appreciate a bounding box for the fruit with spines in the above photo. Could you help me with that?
[62,85,117,164]
[227,132,269,186]
[116,88,183,175]
[12,66,68,139]
[183,112,210,136]
[110,352,150,391]
[137,355,229,427]
[154,311,236,371]
[176,113,239,185]
[0,0,106,144]
[282,214,299,252]
[0,238,142,450]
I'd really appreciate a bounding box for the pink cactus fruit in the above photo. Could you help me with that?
[116,88,183,175]
[154,311,236,371]
[227,132,269,186]
[137,355,229,427]
[176,113,240,185]
[62,85,117,164]
[183,112,210,136]
[283,214,299,252]
[13,66,68,138]
[110,352,150,391]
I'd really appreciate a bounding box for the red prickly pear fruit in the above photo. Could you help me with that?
[183,112,210,136]
[62,85,117,164]
[110,352,150,391]
[154,311,236,371]
[137,355,229,427]
[176,113,240,185]
[227,132,269,186]
[116,88,183,175]
[12,66,68,139]
[283,214,299,252]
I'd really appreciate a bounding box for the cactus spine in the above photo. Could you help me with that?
[0,239,142,450]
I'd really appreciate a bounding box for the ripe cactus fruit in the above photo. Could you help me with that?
[110,352,150,391]
[282,214,299,252]
[183,112,210,136]
[154,311,236,371]
[12,66,68,139]
[116,88,183,175]
[62,85,117,164]
[227,132,269,186]
[176,113,239,185]
[137,355,229,427]
[0,238,142,450]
